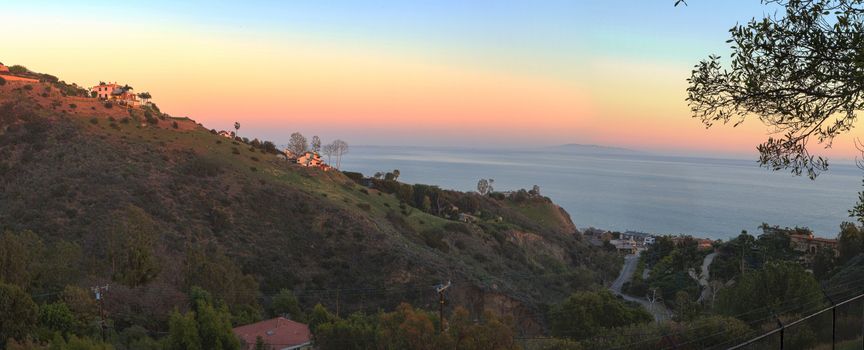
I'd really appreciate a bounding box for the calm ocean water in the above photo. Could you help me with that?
[339,145,862,240]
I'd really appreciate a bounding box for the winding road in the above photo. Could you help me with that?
[610,252,671,321]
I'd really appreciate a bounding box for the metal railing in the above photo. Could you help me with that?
[729,293,864,350]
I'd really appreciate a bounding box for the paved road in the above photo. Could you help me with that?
[695,252,717,303]
[610,253,639,294]
[610,252,671,321]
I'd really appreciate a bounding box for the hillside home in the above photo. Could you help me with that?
[218,130,234,138]
[609,238,637,255]
[91,82,140,106]
[789,233,839,265]
[296,152,323,167]
[233,317,312,350]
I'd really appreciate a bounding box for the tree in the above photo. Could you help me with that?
[330,140,349,169]
[167,310,202,350]
[322,144,335,165]
[0,230,44,289]
[686,0,864,179]
[373,172,384,180]
[311,136,322,153]
[270,289,304,321]
[548,290,651,340]
[137,92,152,103]
[234,122,240,138]
[0,283,38,344]
[38,302,76,335]
[288,132,308,156]
[392,169,400,181]
[476,178,494,196]
[838,221,863,263]
[530,184,541,196]
[716,261,823,323]
[109,206,162,287]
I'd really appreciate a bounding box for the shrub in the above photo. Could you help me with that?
[172,121,178,129]
[342,171,365,183]
[104,102,113,109]
[250,166,258,172]
[0,76,5,85]
[89,118,98,124]
[108,116,116,122]
[231,147,240,155]
[121,117,130,124]
[216,140,222,144]
[23,85,33,90]
[420,228,449,252]
[250,156,259,162]
[182,158,221,178]
[359,188,369,195]
[356,203,371,211]
[40,93,48,97]
[68,103,76,109]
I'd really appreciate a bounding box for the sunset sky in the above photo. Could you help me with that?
[3,0,861,158]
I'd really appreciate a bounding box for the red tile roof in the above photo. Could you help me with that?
[232,317,311,350]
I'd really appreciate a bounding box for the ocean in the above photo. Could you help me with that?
[339,145,862,240]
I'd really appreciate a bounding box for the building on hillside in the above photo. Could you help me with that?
[458,213,479,223]
[697,239,714,251]
[609,239,637,255]
[296,152,323,167]
[218,130,234,138]
[0,65,8,73]
[644,236,656,245]
[789,233,839,265]
[90,82,140,106]
[233,317,312,350]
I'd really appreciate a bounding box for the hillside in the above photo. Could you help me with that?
[0,73,620,334]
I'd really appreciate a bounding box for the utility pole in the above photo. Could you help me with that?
[91,284,109,340]
[435,281,451,334]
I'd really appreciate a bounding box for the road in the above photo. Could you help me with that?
[695,252,717,303]
[610,252,671,321]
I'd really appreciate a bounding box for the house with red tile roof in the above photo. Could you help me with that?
[232,317,312,350]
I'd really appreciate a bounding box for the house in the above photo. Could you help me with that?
[789,233,839,265]
[296,152,323,167]
[90,82,140,106]
[643,236,656,245]
[609,239,637,255]
[233,317,312,350]
[218,130,234,139]
[697,239,714,251]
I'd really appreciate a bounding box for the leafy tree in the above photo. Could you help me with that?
[0,283,38,344]
[548,290,651,340]
[307,303,336,333]
[287,132,308,156]
[0,230,43,289]
[167,310,201,350]
[716,261,823,323]
[8,65,28,74]
[447,307,519,350]
[686,0,864,179]
[60,286,99,334]
[269,289,304,321]
[837,222,863,263]
[314,312,379,350]
[38,302,76,335]
[392,169,400,181]
[183,246,261,322]
[109,206,162,287]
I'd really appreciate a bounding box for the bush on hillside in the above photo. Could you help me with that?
[0,76,6,86]
[182,157,222,178]
[104,102,113,109]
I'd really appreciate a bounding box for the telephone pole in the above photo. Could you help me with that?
[91,284,110,340]
[435,281,451,334]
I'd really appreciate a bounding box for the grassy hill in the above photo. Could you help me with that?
[0,71,620,333]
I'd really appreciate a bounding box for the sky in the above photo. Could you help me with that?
[2,0,861,158]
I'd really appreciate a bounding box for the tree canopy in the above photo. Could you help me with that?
[685,0,864,179]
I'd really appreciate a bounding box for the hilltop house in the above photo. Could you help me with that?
[218,130,234,138]
[91,82,140,106]
[233,317,312,350]
[296,151,323,167]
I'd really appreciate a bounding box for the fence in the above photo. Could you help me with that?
[729,293,864,350]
